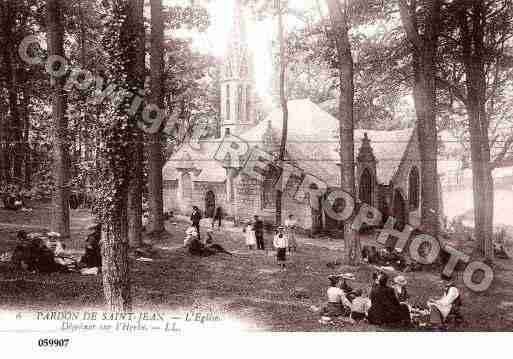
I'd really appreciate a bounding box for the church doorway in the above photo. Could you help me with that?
[393,189,407,231]
[205,190,216,218]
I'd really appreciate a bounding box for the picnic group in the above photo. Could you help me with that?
[184,206,464,330]
[2,204,464,331]
[315,271,463,329]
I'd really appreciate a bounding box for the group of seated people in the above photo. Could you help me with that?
[3,193,25,211]
[11,224,102,274]
[320,271,463,329]
[361,245,420,272]
[11,231,70,273]
[184,226,232,257]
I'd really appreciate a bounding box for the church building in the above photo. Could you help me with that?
[162,0,429,232]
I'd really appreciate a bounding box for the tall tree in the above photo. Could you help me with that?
[98,0,147,311]
[326,0,359,265]
[275,0,288,226]
[398,0,441,238]
[46,0,71,238]
[147,0,165,235]
[127,0,145,247]
[437,0,513,260]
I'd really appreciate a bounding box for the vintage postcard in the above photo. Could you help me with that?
[1,0,512,355]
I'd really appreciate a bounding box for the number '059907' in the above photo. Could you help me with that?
[37,338,70,348]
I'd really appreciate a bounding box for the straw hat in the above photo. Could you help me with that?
[341,273,356,281]
[185,227,197,236]
[440,274,455,286]
[394,275,408,286]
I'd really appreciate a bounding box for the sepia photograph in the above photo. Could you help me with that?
[1,0,513,354]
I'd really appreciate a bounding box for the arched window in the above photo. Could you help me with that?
[246,85,251,122]
[238,85,244,122]
[409,166,420,210]
[359,168,373,205]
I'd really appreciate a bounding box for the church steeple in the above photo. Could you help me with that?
[220,0,256,137]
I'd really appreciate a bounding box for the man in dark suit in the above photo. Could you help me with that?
[191,206,202,240]
[253,215,265,250]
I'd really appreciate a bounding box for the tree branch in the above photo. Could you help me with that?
[436,77,468,106]
[492,135,513,169]
[398,0,422,52]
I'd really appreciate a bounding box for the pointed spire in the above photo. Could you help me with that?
[357,132,377,163]
[222,0,252,81]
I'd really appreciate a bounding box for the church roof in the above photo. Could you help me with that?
[163,139,227,183]
[241,99,414,186]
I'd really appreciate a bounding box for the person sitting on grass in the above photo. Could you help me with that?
[80,224,102,269]
[204,229,232,256]
[12,233,69,273]
[321,275,352,318]
[184,227,231,257]
[184,226,203,256]
[367,272,412,328]
[350,289,372,322]
[340,273,356,301]
[428,276,462,326]
[392,275,409,303]
[273,226,288,269]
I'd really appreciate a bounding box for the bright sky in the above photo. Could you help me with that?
[162,0,314,104]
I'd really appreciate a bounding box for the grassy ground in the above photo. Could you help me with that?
[1,206,513,331]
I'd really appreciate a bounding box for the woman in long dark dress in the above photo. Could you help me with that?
[367,273,411,328]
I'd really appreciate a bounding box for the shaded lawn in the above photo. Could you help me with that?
[1,209,513,331]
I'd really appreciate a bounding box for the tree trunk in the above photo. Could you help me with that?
[101,0,146,311]
[102,194,131,311]
[0,2,13,183]
[326,0,359,265]
[127,0,145,247]
[275,0,288,226]
[147,0,165,235]
[399,0,440,238]
[46,0,70,238]
[459,1,494,260]
[20,86,30,187]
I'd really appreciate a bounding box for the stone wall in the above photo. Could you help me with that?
[233,173,313,229]
[191,181,228,218]
[163,179,228,219]
[163,180,178,214]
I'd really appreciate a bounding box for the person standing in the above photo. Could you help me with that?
[243,220,256,250]
[190,206,202,241]
[284,214,298,252]
[273,226,288,269]
[253,215,265,250]
[212,207,223,229]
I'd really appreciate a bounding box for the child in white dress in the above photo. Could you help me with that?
[243,221,257,250]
